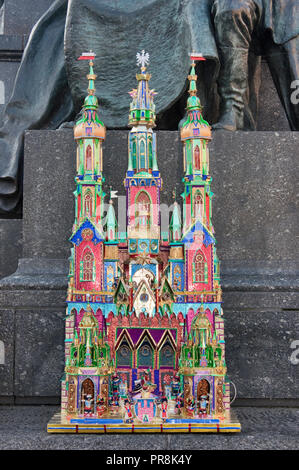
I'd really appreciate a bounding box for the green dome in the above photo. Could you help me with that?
[84,95,98,108]
[187,95,201,110]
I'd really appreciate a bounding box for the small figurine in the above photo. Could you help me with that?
[133,369,156,395]
[171,373,181,397]
[175,393,184,415]
[123,399,134,423]
[161,396,168,422]
[83,394,94,417]
[186,396,195,418]
[112,374,121,396]
[198,394,209,417]
[96,396,106,417]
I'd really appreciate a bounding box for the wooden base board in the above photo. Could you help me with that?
[47,411,241,433]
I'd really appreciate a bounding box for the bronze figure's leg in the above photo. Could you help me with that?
[264,35,299,131]
[212,0,260,130]
[0,0,71,214]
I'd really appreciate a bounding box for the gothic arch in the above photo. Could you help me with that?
[135,190,151,229]
[148,141,153,168]
[84,190,93,216]
[158,334,176,368]
[85,144,92,171]
[193,190,203,220]
[194,144,200,170]
[139,139,146,169]
[116,334,133,368]
[137,333,155,368]
[193,249,208,283]
[80,246,95,281]
[132,140,137,169]
[81,378,95,414]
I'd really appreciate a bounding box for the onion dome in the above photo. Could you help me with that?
[128,50,157,128]
[74,57,106,140]
[180,61,211,141]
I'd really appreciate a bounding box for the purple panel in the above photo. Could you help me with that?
[170,329,177,341]
[148,329,165,344]
[117,328,177,346]
[127,328,144,344]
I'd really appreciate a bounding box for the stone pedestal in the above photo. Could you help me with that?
[0,130,298,403]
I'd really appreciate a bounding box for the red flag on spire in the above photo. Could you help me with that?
[189,53,205,62]
[77,52,96,61]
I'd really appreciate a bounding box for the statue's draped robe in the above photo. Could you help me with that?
[0,0,298,212]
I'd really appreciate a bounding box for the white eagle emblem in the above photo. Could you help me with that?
[136,50,150,68]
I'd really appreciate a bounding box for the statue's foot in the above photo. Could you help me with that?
[212,110,242,131]
[58,121,75,129]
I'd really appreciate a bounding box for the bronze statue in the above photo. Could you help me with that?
[0,0,298,213]
[212,0,299,131]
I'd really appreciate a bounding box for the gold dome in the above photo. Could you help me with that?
[74,119,106,140]
[180,121,211,141]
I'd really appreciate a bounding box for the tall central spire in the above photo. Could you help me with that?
[128,50,156,128]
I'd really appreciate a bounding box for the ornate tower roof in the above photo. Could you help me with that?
[128,50,157,128]
[180,59,211,141]
[74,54,106,140]
[79,304,98,329]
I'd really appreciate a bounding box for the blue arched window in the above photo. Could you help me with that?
[132,141,137,169]
[139,140,146,169]
[148,142,153,168]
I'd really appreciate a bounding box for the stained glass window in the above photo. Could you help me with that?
[138,338,153,367]
[194,145,200,169]
[139,140,146,169]
[193,191,203,219]
[85,145,92,171]
[193,249,208,283]
[132,141,137,169]
[116,340,132,367]
[149,142,153,168]
[136,191,150,228]
[84,191,93,216]
[159,340,175,367]
[80,249,95,281]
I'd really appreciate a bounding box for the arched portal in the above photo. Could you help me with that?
[81,378,95,415]
[197,379,210,415]
[135,191,151,229]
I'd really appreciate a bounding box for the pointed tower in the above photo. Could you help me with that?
[125,51,162,255]
[69,55,107,293]
[177,54,234,423]
[180,57,215,293]
[60,54,115,417]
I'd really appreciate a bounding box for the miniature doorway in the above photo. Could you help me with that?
[81,378,95,415]
[197,378,210,415]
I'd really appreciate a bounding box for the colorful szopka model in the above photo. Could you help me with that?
[47,50,241,433]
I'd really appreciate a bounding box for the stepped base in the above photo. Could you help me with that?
[47,410,241,433]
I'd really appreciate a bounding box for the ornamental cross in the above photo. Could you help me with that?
[136,50,149,68]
